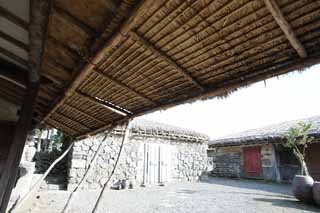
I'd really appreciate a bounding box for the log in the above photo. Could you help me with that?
[92,121,131,213]
[0,82,39,213]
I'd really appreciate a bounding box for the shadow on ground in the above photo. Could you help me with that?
[254,198,320,212]
[202,177,292,195]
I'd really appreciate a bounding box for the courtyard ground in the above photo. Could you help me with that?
[18,177,319,213]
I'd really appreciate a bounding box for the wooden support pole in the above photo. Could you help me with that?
[62,130,112,212]
[129,31,205,92]
[76,91,131,116]
[11,142,74,212]
[0,82,39,213]
[93,70,157,106]
[92,121,131,213]
[263,0,307,58]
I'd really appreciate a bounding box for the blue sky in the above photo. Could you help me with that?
[141,64,320,139]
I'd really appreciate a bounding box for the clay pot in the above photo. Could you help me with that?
[292,175,314,203]
[313,181,320,206]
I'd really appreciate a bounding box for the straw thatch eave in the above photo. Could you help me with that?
[29,0,320,138]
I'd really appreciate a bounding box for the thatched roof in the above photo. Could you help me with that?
[113,119,209,142]
[1,0,320,139]
[209,116,320,147]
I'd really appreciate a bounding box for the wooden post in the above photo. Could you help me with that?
[0,82,39,212]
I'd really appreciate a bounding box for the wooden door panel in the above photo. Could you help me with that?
[243,146,262,177]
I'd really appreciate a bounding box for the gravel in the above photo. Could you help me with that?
[19,177,320,213]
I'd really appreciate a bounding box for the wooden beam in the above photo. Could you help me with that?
[29,0,52,82]
[0,74,26,89]
[54,111,92,131]
[0,46,28,67]
[0,82,38,212]
[129,31,205,91]
[93,69,157,106]
[47,118,78,135]
[53,5,99,37]
[76,91,131,116]
[0,31,29,51]
[0,6,29,31]
[64,103,106,125]
[0,58,28,89]
[41,0,163,125]
[47,35,80,60]
[263,0,307,58]
[40,72,65,87]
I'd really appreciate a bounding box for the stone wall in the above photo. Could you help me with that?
[208,144,279,181]
[260,144,279,182]
[208,147,242,178]
[68,132,208,190]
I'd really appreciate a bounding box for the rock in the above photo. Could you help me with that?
[72,159,86,169]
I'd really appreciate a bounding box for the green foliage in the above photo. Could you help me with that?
[50,130,64,151]
[284,122,314,176]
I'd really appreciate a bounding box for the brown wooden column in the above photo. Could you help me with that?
[0,82,39,212]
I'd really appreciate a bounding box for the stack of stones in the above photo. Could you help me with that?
[208,148,242,178]
[172,142,208,181]
[68,134,140,190]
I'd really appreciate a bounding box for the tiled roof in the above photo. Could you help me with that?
[209,116,320,147]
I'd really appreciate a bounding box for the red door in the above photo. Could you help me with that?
[243,146,262,178]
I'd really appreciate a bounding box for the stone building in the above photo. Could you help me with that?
[208,116,320,182]
[68,119,209,190]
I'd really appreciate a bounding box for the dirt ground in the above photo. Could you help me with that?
[16,177,320,213]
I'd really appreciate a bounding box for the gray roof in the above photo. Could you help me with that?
[209,116,320,147]
[115,119,209,142]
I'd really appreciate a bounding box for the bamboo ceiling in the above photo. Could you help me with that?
[29,0,320,138]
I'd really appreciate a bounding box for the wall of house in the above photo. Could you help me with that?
[208,146,242,178]
[208,144,279,181]
[67,132,207,190]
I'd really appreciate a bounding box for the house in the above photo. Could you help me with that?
[208,116,320,182]
[67,119,209,190]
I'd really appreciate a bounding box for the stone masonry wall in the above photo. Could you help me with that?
[68,132,207,190]
[208,144,279,181]
[208,147,242,178]
[261,144,279,181]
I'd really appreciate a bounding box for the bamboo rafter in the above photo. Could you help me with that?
[263,0,307,58]
[76,91,131,116]
[54,111,92,131]
[93,69,157,106]
[129,31,205,92]
[64,103,106,125]
[41,0,163,124]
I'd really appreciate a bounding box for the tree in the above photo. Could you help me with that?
[284,122,314,176]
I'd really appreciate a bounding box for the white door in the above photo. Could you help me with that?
[143,143,171,184]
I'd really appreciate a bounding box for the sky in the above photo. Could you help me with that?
[141,64,320,140]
